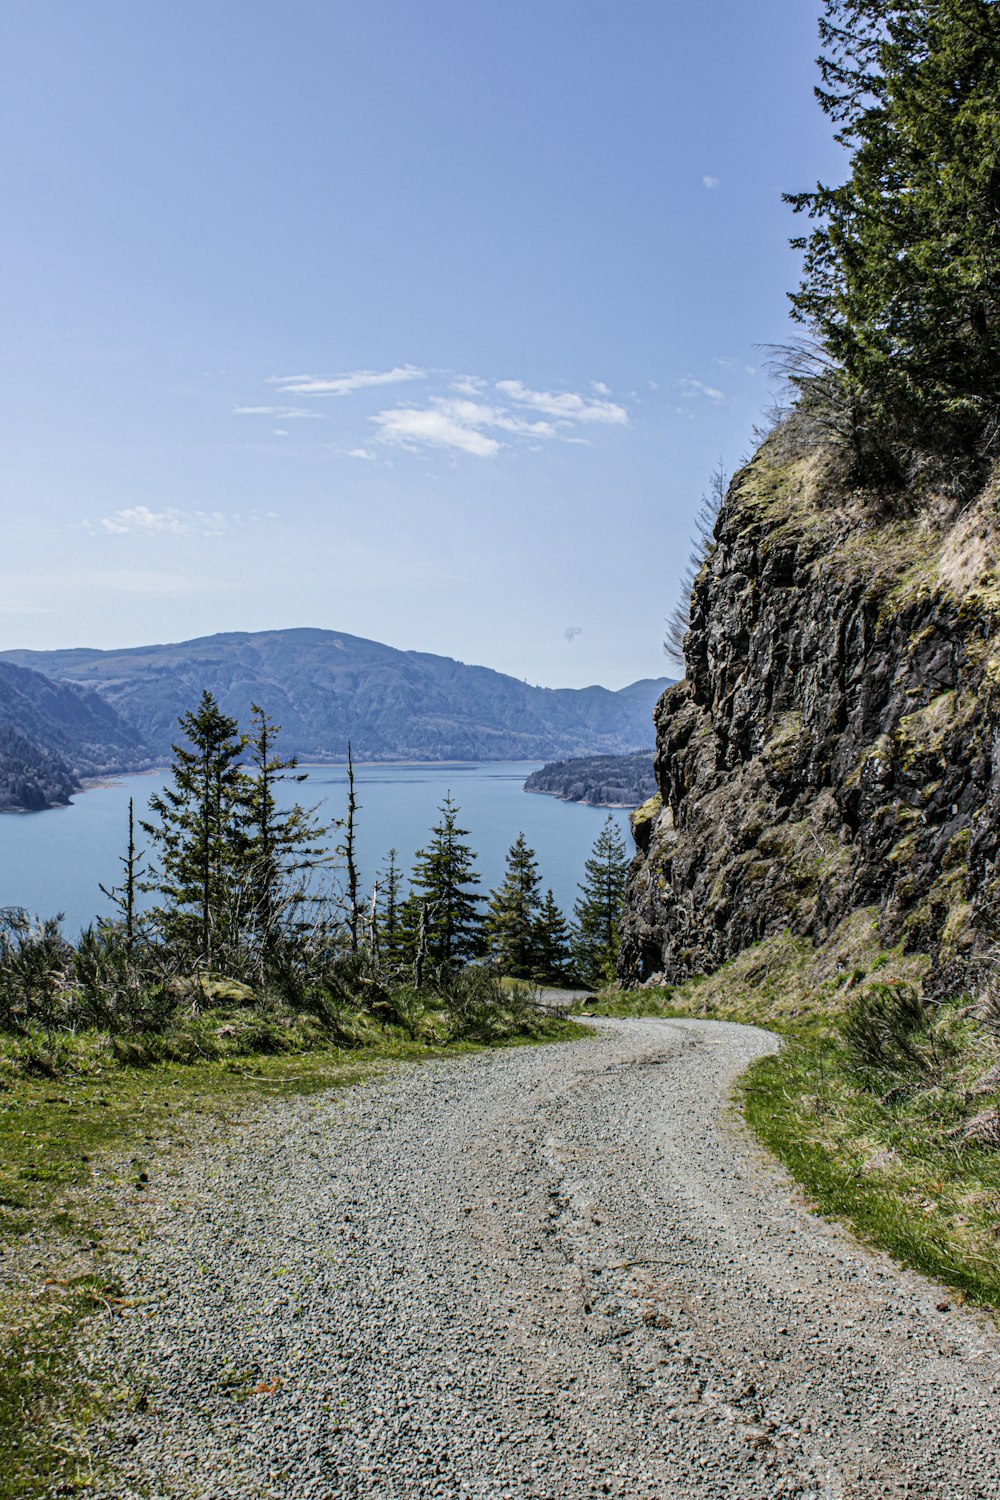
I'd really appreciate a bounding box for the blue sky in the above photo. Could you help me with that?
[1,1,843,688]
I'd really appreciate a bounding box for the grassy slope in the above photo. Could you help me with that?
[581,913,1000,1313]
[0,1015,587,1498]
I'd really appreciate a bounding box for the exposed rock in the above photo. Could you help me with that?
[619,433,1000,993]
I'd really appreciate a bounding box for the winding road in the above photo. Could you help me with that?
[83,1018,1000,1499]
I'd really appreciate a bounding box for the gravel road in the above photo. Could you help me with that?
[80,1018,1000,1499]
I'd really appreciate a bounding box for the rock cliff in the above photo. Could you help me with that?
[619,429,1000,993]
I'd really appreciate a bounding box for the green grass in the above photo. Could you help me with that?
[0,1011,588,1497]
[577,915,1000,1315]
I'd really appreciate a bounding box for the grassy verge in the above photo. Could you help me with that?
[0,1007,588,1498]
[578,913,1000,1313]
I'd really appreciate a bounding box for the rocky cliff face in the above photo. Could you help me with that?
[620,431,1000,993]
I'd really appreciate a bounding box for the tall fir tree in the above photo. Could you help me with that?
[483,833,543,978]
[531,888,575,985]
[141,691,246,969]
[405,794,483,969]
[573,815,631,988]
[240,703,330,952]
[786,0,1000,464]
[375,847,407,967]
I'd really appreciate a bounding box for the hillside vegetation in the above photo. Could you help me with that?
[524,748,657,808]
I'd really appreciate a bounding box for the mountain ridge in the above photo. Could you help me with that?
[0,628,669,770]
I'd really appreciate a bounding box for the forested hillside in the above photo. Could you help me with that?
[524,749,656,808]
[1,630,668,764]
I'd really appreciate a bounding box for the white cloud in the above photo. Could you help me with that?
[372,405,500,458]
[232,405,319,419]
[677,376,725,403]
[496,379,628,425]
[97,506,228,538]
[564,626,583,643]
[272,428,290,437]
[239,365,631,462]
[269,365,425,396]
[703,175,720,190]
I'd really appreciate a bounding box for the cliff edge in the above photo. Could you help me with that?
[619,428,1000,994]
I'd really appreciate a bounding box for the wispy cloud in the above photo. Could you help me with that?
[268,365,425,396]
[677,376,725,403]
[237,364,632,461]
[96,506,228,538]
[564,626,583,643]
[372,405,501,458]
[702,175,720,190]
[496,380,628,425]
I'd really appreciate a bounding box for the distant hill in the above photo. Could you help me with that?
[0,660,152,811]
[0,724,77,812]
[524,749,658,808]
[0,630,669,765]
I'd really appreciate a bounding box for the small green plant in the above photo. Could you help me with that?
[842,981,931,1078]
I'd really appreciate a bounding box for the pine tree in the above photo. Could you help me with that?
[141,691,246,969]
[483,833,543,978]
[573,815,631,987]
[407,795,483,969]
[531,888,575,985]
[375,847,407,967]
[240,704,330,953]
[786,0,1000,464]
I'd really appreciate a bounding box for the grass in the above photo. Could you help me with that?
[576,914,1000,1314]
[0,1008,588,1498]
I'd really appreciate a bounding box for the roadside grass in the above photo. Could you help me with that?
[578,913,1000,1314]
[0,1007,588,1498]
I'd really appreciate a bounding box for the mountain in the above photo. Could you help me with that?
[0,630,669,766]
[524,749,658,808]
[0,724,77,812]
[0,660,152,810]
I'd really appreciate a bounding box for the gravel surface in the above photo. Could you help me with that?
[78,1018,1000,1499]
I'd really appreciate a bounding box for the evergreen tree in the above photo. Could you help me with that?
[406,795,483,969]
[141,691,246,969]
[786,0,1000,464]
[531,888,575,985]
[375,847,407,967]
[483,833,543,978]
[240,704,330,951]
[573,815,631,987]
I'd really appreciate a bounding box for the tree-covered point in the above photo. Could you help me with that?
[786,0,1000,473]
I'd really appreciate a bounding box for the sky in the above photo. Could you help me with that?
[0,1,845,690]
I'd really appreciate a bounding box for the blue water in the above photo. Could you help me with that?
[0,763,633,937]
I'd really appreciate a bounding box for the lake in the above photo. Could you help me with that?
[0,763,634,937]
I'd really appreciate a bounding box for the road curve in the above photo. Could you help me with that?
[83,1018,1000,1499]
